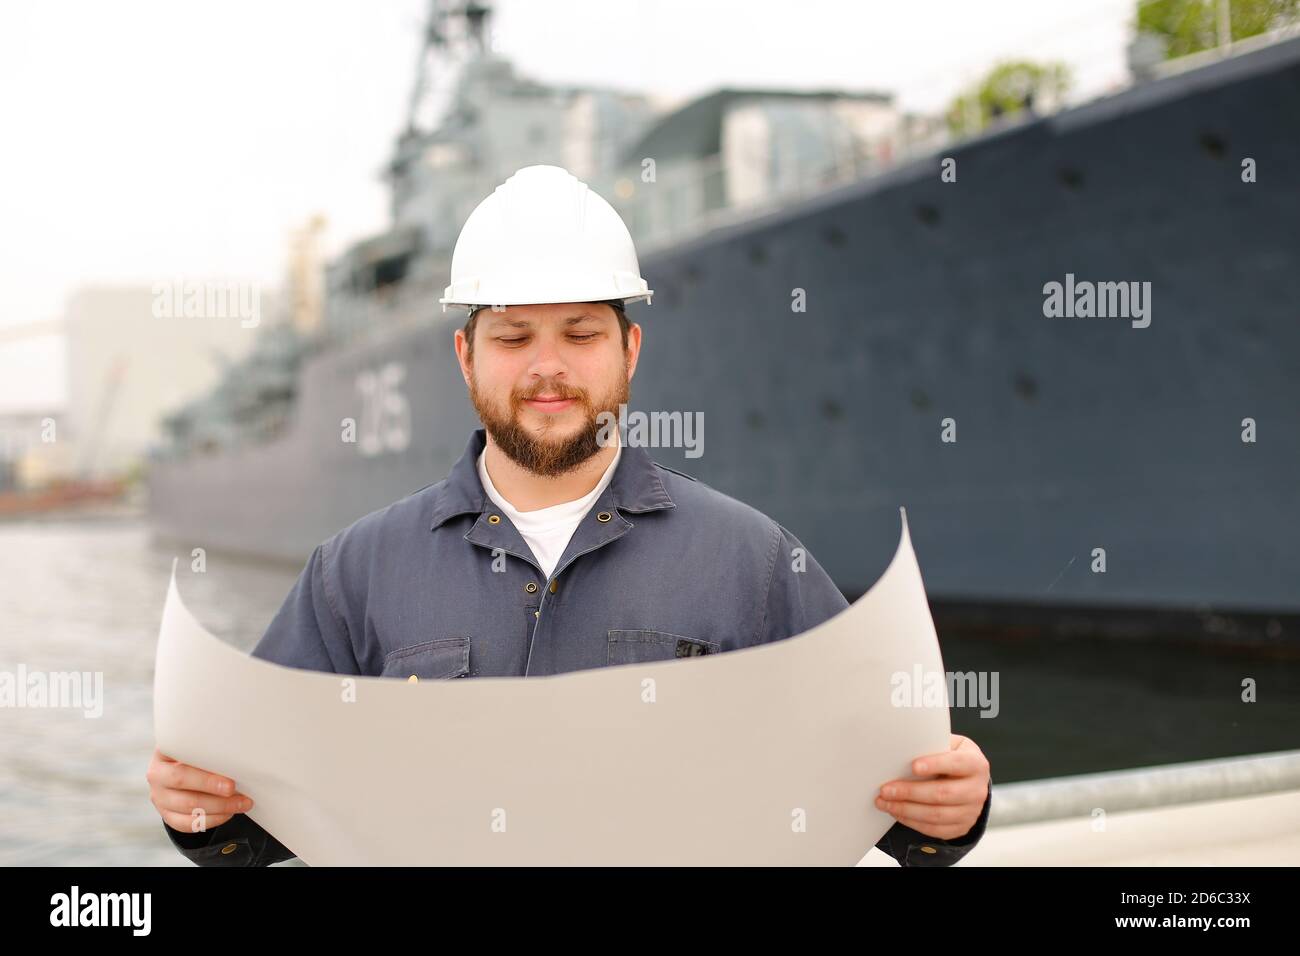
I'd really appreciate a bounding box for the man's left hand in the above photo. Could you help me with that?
[875,734,990,841]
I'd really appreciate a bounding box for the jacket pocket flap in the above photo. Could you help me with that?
[381,637,470,679]
[607,629,719,665]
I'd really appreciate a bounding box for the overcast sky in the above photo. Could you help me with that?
[0,0,1134,410]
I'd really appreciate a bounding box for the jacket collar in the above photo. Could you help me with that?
[429,427,675,532]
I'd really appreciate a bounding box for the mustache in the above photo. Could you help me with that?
[514,382,588,404]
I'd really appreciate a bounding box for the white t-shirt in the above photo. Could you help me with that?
[476,442,622,581]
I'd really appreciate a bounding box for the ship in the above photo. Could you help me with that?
[149,2,1300,642]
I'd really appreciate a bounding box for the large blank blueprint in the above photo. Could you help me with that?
[153,512,950,865]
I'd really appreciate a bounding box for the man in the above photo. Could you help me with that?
[148,165,991,866]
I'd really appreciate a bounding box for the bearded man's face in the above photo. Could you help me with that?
[462,302,632,477]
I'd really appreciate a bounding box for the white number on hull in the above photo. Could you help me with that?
[355,362,411,456]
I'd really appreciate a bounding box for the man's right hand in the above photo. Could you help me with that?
[146,747,254,834]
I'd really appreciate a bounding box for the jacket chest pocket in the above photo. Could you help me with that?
[381,637,471,679]
[607,630,720,666]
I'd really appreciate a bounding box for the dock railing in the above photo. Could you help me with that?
[989,749,1300,827]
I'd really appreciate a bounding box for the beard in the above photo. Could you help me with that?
[468,361,630,478]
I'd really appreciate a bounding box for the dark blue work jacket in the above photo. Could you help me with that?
[165,428,991,865]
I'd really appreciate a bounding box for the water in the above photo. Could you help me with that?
[0,518,298,866]
[1,517,1296,865]
[944,633,1300,784]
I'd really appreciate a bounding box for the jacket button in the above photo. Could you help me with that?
[220,843,239,855]
[525,582,538,593]
[549,578,558,593]
[596,511,612,522]
[488,514,501,524]
[920,846,937,854]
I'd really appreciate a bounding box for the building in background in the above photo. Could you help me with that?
[61,285,259,481]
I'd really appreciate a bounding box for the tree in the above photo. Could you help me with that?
[1136,0,1300,60]
[946,61,1072,137]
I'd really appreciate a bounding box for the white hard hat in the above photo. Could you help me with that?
[440,164,653,313]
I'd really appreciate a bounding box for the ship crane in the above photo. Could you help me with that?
[404,0,493,137]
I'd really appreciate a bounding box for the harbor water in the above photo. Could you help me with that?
[1,515,1296,865]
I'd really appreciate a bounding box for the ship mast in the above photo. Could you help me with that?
[403,0,493,138]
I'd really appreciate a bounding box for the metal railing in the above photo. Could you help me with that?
[989,749,1300,827]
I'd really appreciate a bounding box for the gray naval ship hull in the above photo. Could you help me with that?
[149,37,1300,634]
